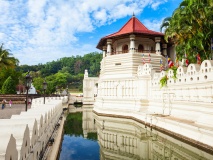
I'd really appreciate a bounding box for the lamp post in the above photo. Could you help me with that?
[43,80,47,104]
[60,88,62,96]
[55,86,58,95]
[66,85,69,96]
[211,38,213,60]
[25,72,32,111]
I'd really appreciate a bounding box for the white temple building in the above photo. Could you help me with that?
[93,14,173,111]
[28,84,37,94]
[84,15,213,154]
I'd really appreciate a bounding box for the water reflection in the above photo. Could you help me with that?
[60,106,213,160]
[93,112,213,160]
[59,105,99,160]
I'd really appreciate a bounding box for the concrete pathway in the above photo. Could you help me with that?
[0,104,31,119]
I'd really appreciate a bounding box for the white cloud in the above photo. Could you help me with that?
[150,0,168,10]
[0,0,167,65]
[143,19,163,32]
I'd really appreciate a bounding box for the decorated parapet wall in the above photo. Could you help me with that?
[0,97,64,160]
[150,60,213,103]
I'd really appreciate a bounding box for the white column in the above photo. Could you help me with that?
[103,46,107,57]
[107,39,112,56]
[84,69,88,78]
[162,44,167,56]
[155,37,161,55]
[130,34,135,53]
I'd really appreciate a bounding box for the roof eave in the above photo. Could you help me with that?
[96,31,164,50]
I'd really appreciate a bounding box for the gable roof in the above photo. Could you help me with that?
[97,15,164,50]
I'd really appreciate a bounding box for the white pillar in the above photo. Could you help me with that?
[130,34,135,54]
[162,44,167,56]
[107,39,112,56]
[103,46,107,57]
[84,69,88,78]
[155,37,161,55]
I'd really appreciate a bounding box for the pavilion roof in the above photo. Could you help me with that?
[97,15,164,50]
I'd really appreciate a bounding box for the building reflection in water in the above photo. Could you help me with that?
[65,104,97,139]
[84,110,212,160]
[67,105,213,160]
[82,105,97,139]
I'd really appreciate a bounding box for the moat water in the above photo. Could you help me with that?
[59,105,213,160]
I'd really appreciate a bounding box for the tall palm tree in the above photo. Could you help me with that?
[0,43,19,71]
[161,0,213,63]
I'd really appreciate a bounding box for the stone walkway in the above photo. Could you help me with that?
[0,104,31,119]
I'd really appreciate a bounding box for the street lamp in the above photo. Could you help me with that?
[60,88,62,96]
[25,72,32,111]
[56,86,59,96]
[43,80,47,104]
[66,85,69,96]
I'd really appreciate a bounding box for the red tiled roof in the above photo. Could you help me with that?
[96,16,164,49]
[105,16,163,38]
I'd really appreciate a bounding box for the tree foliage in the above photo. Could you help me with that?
[0,68,21,91]
[1,76,16,94]
[0,52,102,93]
[17,52,102,77]
[32,77,44,94]
[160,0,213,63]
[0,43,19,71]
[15,52,102,92]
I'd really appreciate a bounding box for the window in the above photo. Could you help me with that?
[138,44,144,52]
[122,44,128,53]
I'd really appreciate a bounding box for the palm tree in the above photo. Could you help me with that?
[161,0,213,63]
[0,43,19,71]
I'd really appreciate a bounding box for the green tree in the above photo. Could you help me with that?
[0,44,19,71]
[54,72,69,87]
[15,52,102,92]
[32,77,44,94]
[74,59,83,74]
[1,76,16,94]
[59,66,72,73]
[160,0,213,63]
[46,81,56,94]
[0,68,21,89]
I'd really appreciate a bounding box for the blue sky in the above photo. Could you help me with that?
[0,0,182,65]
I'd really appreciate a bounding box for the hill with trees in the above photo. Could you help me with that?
[0,50,102,94]
[17,52,102,94]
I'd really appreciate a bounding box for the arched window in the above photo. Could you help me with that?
[138,44,144,52]
[122,44,128,53]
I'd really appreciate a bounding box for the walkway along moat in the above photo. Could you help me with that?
[59,105,213,160]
